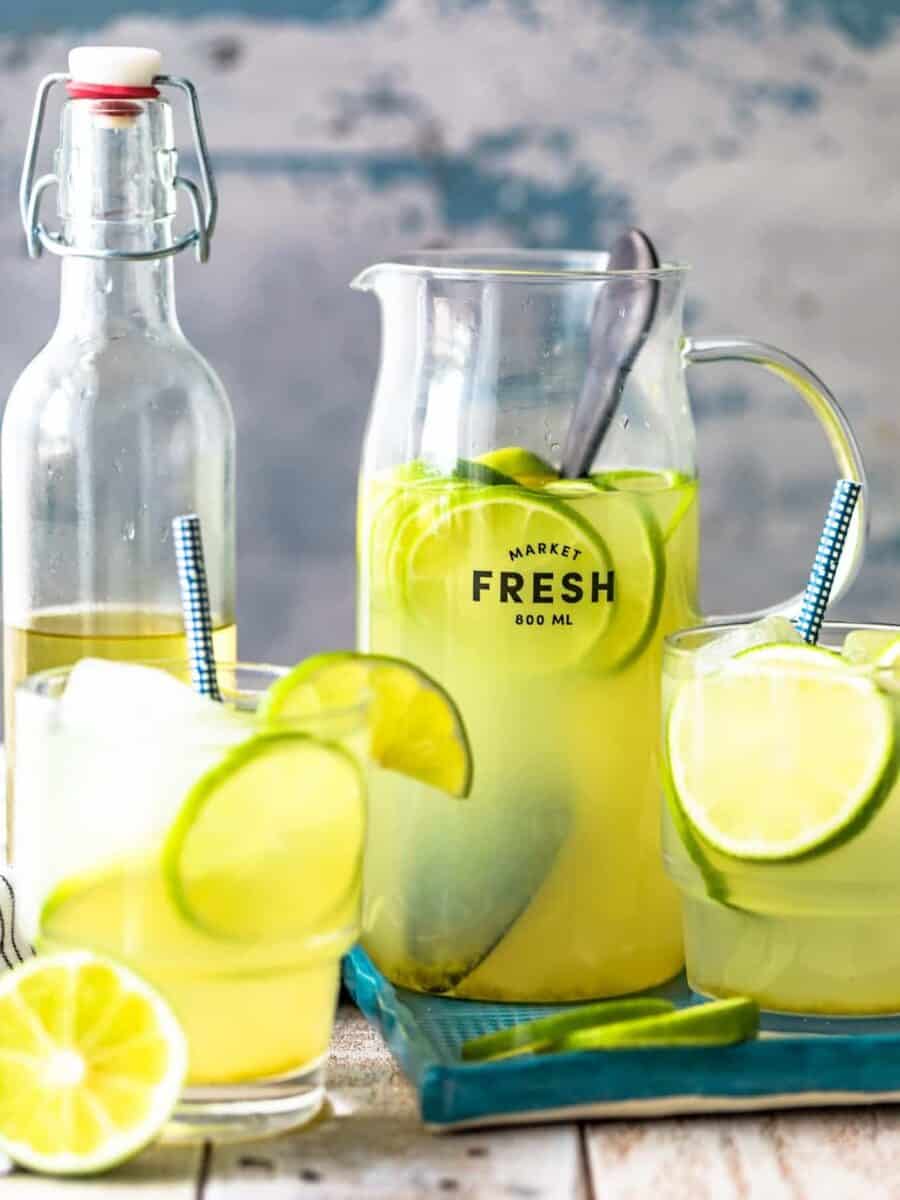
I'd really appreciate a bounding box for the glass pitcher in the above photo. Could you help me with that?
[353,249,866,1002]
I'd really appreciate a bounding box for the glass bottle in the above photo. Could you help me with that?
[4,49,236,852]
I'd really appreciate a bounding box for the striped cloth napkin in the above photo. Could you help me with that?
[1,749,33,972]
[0,868,31,972]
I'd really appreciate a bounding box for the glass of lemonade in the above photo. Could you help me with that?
[12,659,368,1141]
[662,619,900,1017]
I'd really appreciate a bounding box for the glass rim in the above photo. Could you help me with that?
[16,659,371,740]
[665,619,900,660]
[362,249,689,284]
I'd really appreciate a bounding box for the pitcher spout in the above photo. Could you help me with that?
[350,263,384,293]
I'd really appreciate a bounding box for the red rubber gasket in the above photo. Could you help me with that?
[67,82,160,100]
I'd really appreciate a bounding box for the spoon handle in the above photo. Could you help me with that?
[560,228,660,479]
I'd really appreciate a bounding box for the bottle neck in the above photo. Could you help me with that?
[56,232,180,339]
[54,96,181,340]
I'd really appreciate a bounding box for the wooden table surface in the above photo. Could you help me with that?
[5,1004,900,1199]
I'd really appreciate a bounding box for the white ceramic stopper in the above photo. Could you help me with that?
[69,46,162,87]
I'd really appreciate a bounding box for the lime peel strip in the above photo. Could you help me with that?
[460,998,673,1062]
[551,997,759,1052]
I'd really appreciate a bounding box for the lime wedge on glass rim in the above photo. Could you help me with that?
[668,643,896,862]
[260,651,473,797]
[461,998,673,1062]
[163,732,366,941]
[0,951,187,1176]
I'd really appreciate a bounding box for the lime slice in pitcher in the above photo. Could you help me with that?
[544,478,666,673]
[475,446,559,488]
[595,469,697,542]
[668,648,895,861]
[261,651,473,797]
[391,487,620,670]
[164,732,365,940]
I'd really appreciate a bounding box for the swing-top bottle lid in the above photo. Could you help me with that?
[22,47,217,262]
[68,46,162,92]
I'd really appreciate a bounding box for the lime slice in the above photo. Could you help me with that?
[734,642,847,669]
[475,446,558,488]
[391,486,663,673]
[450,459,517,486]
[543,479,600,498]
[662,763,729,903]
[668,648,895,860]
[843,629,900,666]
[261,652,472,797]
[553,997,759,1052]
[164,732,365,940]
[392,486,614,669]
[593,469,697,541]
[0,951,186,1176]
[392,459,516,485]
[544,473,668,670]
[461,998,673,1062]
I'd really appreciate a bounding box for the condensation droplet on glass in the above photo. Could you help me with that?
[550,441,560,453]
[103,277,114,294]
[123,521,135,541]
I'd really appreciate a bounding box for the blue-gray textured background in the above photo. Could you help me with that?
[1,0,899,665]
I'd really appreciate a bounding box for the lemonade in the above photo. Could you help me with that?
[359,454,699,1000]
[663,622,900,1015]
[13,660,366,1139]
[4,608,237,851]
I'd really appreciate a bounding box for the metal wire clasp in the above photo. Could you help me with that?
[19,73,218,263]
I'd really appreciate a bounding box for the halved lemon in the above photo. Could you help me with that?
[0,952,186,1176]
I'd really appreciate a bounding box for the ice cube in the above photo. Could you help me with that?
[694,615,803,674]
[15,661,253,909]
[58,658,245,741]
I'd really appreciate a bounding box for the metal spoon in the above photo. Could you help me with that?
[560,228,661,479]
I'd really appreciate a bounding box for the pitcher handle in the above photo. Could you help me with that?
[683,336,868,621]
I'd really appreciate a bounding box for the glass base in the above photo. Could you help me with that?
[163,1058,327,1144]
[681,891,900,1019]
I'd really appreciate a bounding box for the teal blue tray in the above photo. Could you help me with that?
[343,948,900,1129]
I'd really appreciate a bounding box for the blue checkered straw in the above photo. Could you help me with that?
[172,513,222,701]
[794,479,862,645]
